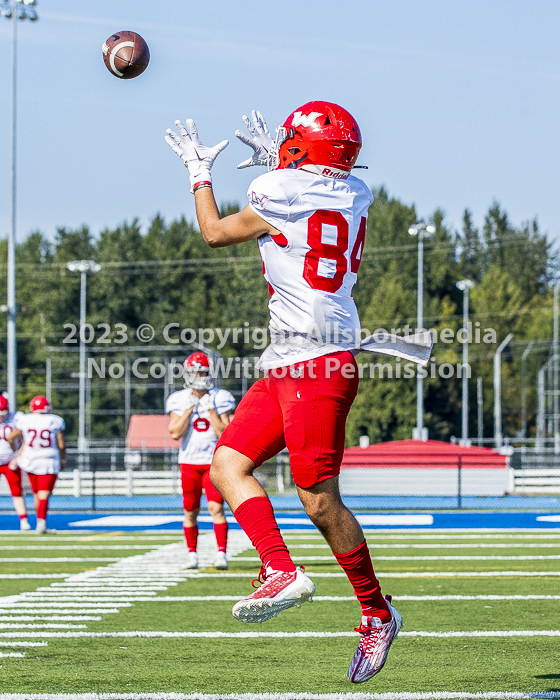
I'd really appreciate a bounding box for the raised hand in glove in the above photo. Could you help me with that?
[165,119,229,191]
[183,394,199,411]
[235,110,274,169]
[198,392,216,411]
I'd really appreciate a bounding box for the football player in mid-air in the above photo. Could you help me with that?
[165,103,408,683]
[166,352,235,569]
[0,395,30,531]
[9,396,65,534]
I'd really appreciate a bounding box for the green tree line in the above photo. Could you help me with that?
[0,190,555,444]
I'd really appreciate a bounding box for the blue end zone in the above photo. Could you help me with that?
[0,509,559,531]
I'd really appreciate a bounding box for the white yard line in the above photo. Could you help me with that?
[0,616,102,622]
[174,570,560,578]
[231,555,560,561]
[0,630,559,639]
[287,543,560,549]
[0,623,87,629]
[0,558,121,562]
[0,652,24,658]
[109,594,560,602]
[1,693,560,700]
[0,545,161,550]
[0,641,47,647]
[0,609,119,614]
[0,574,71,579]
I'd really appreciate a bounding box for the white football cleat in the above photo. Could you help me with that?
[348,595,403,684]
[232,566,315,623]
[214,551,228,570]
[35,519,49,534]
[184,552,199,569]
[20,518,31,532]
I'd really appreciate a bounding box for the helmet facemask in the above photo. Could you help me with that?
[182,353,214,390]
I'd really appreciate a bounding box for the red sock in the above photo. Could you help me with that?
[334,540,390,622]
[18,514,28,521]
[183,525,198,552]
[37,499,48,520]
[234,496,295,573]
[214,522,228,552]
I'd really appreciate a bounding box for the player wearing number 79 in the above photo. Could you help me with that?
[165,102,402,683]
[8,396,66,534]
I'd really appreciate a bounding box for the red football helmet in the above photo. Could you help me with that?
[183,352,213,390]
[270,101,362,179]
[30,395,51,413]
[0,395,8,417]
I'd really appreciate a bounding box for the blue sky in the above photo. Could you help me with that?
[0,0,558,246]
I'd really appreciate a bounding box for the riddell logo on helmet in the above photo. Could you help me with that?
[291,111,323,128]
[322,167,349,179]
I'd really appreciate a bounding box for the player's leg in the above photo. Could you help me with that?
[1,465,30,531]
[284,351,401,682]
[203,468,229,569]
[211,378,314,622]
[180,464,204,568]
[34,474,58,534]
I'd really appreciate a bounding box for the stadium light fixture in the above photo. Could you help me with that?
[408,221,435,441]
[456,279,475,445]
[66,261,101,451]
[2,0,39,413]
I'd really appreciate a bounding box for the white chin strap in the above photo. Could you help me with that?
[300,163,350,179]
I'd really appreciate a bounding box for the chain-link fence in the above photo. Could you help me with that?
[2,446,559,512]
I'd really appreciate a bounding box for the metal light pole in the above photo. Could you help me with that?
[494,332,513,448]
[456,279,475,445]
[408,221,436,441]
[67,261,100,451]
[554,282,559,451]
[1,0,38,411]
[477,377,483,444]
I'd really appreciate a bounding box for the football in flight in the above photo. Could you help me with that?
[102,31,150,79]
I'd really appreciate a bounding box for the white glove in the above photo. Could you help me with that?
[165,119,229,190]
[198,392,215,411]
[235,111,274,169]
[184,394,199,411]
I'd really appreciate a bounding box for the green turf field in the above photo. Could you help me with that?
[0,528,559,696]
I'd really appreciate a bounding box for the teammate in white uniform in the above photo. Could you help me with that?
[166,352,235,569]
[9,396,66,534]
[165,102,404,682]
[0,395,30,531]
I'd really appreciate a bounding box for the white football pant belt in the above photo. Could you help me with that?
[357,331,433,366]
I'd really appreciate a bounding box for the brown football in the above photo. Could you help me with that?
[102,31,150,79]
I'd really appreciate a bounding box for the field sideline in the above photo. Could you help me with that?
[0,527,559,697]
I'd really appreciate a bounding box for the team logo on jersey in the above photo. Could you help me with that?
[290,366,303,378]
[250,191,269,209]
[291,111,323,128]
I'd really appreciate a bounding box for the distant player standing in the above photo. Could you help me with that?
[9,396,66,534]
[165,102,406,682]
[0,396,31,531]
[166,352,235,569]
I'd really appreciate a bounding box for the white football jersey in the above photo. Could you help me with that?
[13,412,65,475]
[248,169,374,369]
[165,388,236,465]
[0,413,16,465]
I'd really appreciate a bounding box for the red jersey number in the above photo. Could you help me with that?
[28,429,52,448]
[303,211,366,292]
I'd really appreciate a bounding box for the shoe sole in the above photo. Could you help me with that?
[232,587,314,624]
